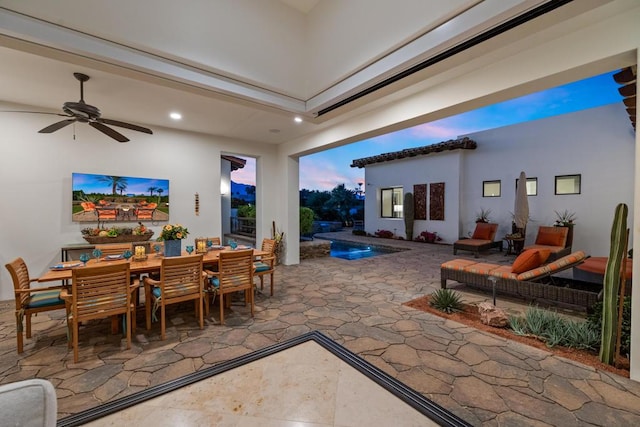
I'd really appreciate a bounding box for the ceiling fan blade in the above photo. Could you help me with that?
[39,119,77,133]
[2,110,70,117]
[89,121,129,142]
[98,118,153,134]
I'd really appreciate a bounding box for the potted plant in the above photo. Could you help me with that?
[475,208,492,223]
[553,210,576,248]
[554,209,576,227]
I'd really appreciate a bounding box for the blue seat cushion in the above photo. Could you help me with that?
[152,287,161,299]
[254,262,270,272]
[209,277,220,288]
[26,291,63,308]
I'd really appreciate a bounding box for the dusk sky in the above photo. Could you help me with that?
[231,70,622,192]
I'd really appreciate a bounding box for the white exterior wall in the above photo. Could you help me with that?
[364,103,635,257]
[220,158,232,237]
[364,150,462,243]
[0,104,278,301]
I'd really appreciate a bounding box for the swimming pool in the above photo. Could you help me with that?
[330,240,400,260]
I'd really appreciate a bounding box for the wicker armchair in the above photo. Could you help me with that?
[523,226,570,261]
[453,223,502,258]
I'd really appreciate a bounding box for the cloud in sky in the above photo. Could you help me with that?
[230,156,256,185]
[230,70,622,191]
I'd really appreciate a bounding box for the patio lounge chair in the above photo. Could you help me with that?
[523,226,570,261]
[453,223,502,258]
[440,250,596,311]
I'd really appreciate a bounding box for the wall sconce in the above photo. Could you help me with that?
[220,181,229,196]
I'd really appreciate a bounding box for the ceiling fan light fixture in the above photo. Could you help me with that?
[18,72,153,142]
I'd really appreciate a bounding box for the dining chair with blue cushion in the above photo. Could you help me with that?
[206,249,254,325]
[254,238,277,296]
[68,262,138,362]
[5,258,66,354]
[143,254,205,340]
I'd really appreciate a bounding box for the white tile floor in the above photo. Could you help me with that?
[84,341,438,427]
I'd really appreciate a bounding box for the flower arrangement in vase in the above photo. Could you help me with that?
[159,224,189,257]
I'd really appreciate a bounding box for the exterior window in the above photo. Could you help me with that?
[381,187,403,218]
[555,174,581,195]
[483,180,501,197]
[516,177,538,196]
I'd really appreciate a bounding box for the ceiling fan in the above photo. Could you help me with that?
[9,72,153,142]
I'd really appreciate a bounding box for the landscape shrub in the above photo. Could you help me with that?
[588,297,631,356]
[374,229,394,238]
[510,306,601,350]
[429,289,464,314]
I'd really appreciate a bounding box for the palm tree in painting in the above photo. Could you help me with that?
[148,186,158,197]
[156,188,164,203]
[116,182,127,195]
[99,176,128,195]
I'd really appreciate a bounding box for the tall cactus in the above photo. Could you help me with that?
[599,203,628,365]
[404,192,414,241]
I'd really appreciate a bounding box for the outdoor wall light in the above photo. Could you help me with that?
[220,181,229,195]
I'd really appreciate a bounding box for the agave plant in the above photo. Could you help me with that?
[429,288,464,314]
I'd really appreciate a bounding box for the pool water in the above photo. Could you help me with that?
[330,240,398,260]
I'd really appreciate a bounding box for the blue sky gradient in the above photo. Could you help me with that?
[232,70,622,191]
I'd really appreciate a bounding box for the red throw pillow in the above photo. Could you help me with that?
[472,223,492,240]
[512,249,543,274]
[536,228,565,246]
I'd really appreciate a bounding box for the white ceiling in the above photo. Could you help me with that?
[279,0,321,14]
[0,0,611,145]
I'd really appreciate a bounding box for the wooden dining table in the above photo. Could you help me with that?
[38,247,269,283]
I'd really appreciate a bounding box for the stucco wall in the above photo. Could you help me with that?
[462,103,634,256]
[364,150,462,243]
[364,103,635,256]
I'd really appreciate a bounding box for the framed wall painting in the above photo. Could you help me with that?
[72,172,170,223]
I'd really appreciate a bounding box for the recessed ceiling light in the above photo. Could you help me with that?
[294,116,303,123]
[169,112,182,120]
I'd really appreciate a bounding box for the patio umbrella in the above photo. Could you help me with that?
[514,171,529,231]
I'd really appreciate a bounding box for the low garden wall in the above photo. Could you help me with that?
[300,239,331,259]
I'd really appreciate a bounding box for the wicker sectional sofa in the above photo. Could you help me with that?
[440,251,600,311]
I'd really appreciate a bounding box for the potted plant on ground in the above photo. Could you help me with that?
[475,208,492,223]
[554,210,576,248]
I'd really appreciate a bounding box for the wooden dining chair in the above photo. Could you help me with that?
[254,238,277,296]
[206,237,221,246]
[68,262,138,363]
[143,255,205,340]
[95,243,133,257]
[206,249,255,325]
[5,258,66,353]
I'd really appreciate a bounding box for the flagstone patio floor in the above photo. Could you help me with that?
[1,231,640,425]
